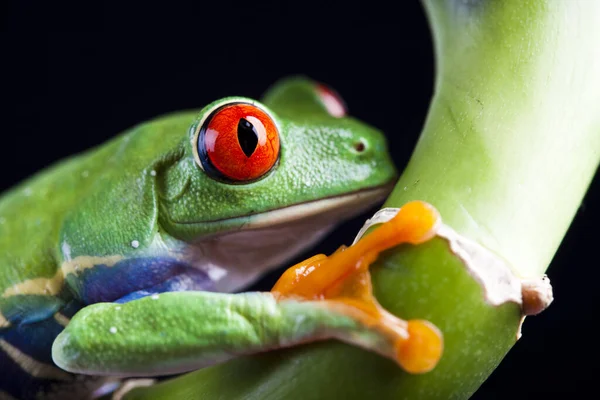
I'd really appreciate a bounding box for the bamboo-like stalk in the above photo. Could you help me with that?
[126,1,600,398]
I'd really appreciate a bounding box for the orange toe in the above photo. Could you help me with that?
[396,320,444,374]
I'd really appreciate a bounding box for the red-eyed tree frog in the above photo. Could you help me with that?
[0,77,401,399]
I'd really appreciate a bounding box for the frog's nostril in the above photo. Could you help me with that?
[354,140,366,153]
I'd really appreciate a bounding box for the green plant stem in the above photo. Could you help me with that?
[126,1,600,398]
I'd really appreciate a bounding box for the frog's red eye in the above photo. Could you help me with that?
[316,83,347,118]
[197,103,280,182]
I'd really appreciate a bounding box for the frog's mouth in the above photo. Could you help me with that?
[229,183,394,231]
[173,183,395,232]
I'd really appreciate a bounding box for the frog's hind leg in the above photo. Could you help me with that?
[0,308,111,400]
[108,379,155,400]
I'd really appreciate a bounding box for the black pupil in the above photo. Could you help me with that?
[237,118,259,158]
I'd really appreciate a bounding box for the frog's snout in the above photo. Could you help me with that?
[342,125,398,184]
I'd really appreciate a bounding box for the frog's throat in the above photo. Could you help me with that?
[173,184,395,233]
[181,183,394,293]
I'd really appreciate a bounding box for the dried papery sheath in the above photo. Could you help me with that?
[354,207,552,313]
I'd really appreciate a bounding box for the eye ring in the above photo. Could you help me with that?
[192,101,280,184]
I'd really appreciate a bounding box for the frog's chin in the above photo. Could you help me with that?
[182,184,393,293]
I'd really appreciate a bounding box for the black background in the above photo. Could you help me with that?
[3,1,598,399]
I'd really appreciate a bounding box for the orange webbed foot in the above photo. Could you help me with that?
[271,201,444,373]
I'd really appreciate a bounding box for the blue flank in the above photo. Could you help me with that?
[0,256,215,399]
[2,310,70,364]
[115,271,213,302]
[0,315,76,399]
[66,256,213,304]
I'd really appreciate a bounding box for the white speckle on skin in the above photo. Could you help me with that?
[206,265,228,282]
[61,241,72,261]
[115,306,121,311]
[81,170,89,178]
[23,187,32,196]
[151,294,159,300]
[131,240,140,249]
[150,170,157,176]
[109,327,118,334]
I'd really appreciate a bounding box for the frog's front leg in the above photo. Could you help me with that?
[51,291,389,377]
[52,201,444,378]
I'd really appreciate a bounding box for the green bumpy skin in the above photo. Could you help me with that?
[0,76,397,399]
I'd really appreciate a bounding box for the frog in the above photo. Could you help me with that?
[0,76,398,400]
